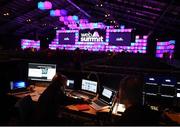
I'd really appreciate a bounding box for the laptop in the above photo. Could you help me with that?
[9,81,30,95]
[90,86,117,111]
[69,79,98,99]
[65,79,75,93]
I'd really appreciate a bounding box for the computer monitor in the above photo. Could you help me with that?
[177,82,180,98]
[160,77,176,98]
[144,76,159,96]
[28,63,56,82]
[67,79,74,89]
[81,79,97,93]
[10,81,27,90]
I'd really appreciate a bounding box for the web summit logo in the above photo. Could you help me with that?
[80,31,103,42]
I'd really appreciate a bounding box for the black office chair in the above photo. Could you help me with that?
[14,95,35,125]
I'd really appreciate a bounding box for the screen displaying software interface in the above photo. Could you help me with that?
[100,87,115,105]
[10,81,27,90]
[28,63,56,81]
[102,88,112,98]
[67,80,74,89]
[81,79,97,93]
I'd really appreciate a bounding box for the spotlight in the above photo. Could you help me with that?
[54,27,58,30]
[3,12,10,16]
[26,19,31,22]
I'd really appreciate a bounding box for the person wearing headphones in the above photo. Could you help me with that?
[116,75,161,125]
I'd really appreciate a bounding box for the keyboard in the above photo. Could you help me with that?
[93,100,107,107]
[70,91,95,99]
[10,90,31,95]
[90,100,109,111]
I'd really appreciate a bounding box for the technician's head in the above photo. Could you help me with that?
[52,73,67,92]
[118,75,144,107]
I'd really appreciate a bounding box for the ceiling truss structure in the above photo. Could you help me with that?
[0,0,179,38]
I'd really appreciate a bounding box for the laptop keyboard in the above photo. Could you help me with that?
[90,100,109,111]
[11,90,31,95]
[93,100,106,107]
[70,91,95,99]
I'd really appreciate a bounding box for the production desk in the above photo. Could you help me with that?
[9,85,180,125]
[10,85,47,101]
[58,101,124,125]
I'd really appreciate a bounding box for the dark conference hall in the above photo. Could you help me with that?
[0,0,180,126]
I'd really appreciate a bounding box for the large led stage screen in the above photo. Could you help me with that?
[109,32,131,46]
[79,29,106,42]
[49,28,147,54]
[59,32,75,45]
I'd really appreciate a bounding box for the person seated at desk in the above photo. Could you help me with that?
[115,75,161,125]
[33,73,85,125]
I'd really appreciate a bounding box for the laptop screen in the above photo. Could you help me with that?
[100,86,116,105]
[66,79,74,89]
[10,81,27,90]
[81,79,97,93]
[28,63,56,82]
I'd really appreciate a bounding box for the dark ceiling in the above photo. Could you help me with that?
[0,0,179,38]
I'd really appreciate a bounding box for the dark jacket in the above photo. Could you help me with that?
[33,81,82,125]
[116,105,161,125]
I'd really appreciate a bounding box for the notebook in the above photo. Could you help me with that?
[10,81,30,94]
[90,86,116,111]
[69,79,98,99]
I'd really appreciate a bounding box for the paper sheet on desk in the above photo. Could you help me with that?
[112,103,125,116]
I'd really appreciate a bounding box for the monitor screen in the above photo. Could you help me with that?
[159,77,176,98]
[59,33,76,45]
[177,82,180,98]
[28,63,56,82]
[177,89,180,98]
[67,79,74,89]
[81,79,97,93]
[144,84,159,96]
[109,32,131,46]
[102,87,113,99]
[160,86,175,98]
[100,86,116,105]
[10,81,27,90]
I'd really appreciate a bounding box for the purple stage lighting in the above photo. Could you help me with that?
[44,1,52,9]
[60,9,68,16]
[21,39,40,50]
[38,1,52,10]
[50,9,61,16]
[156,40,175,59]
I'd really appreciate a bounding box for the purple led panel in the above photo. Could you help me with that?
[21,39,40,50]
[38,1,52,10]
[156,40,175,59]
